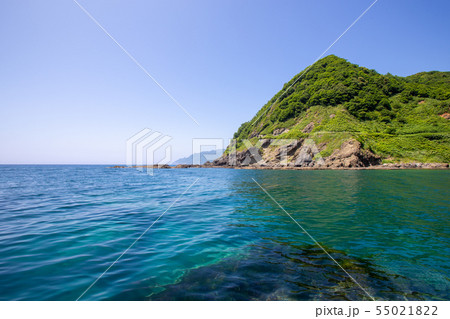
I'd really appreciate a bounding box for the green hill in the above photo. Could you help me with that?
[230,55,450,164]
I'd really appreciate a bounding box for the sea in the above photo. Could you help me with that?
[0,165,448,300]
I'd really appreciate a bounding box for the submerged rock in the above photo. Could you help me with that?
[149,242,426,301]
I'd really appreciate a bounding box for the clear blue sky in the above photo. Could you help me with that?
[0,0,449,164]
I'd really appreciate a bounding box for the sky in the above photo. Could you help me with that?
[0,0,449,164]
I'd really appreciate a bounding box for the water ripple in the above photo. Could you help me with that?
[0,166,448,300]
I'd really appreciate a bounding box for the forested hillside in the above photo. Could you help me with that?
[231,55,450,163]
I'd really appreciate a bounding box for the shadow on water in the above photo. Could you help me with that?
[146,241,430,301]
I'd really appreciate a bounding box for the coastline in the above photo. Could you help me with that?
[110,162,449,170]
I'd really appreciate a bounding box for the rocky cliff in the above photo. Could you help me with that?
[213,138,381,168]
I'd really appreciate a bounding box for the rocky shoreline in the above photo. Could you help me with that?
[113,138,448,170]
[111,162,448,170]
[211,138,448,170]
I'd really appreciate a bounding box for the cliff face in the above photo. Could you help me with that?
[213,138,381,168]
[214,55,450,167]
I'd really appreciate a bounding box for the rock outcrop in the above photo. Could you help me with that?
[324,139,381,168]
[294,142,321,167]
[302,122,315,133]
[212,138,381,168]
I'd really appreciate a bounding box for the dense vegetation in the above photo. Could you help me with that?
[232,55,450,163]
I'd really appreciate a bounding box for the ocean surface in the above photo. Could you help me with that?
[0,165,448,301]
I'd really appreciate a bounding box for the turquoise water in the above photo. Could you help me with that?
[0,165,448,300]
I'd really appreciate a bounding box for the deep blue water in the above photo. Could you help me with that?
[0,165,448,300]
